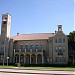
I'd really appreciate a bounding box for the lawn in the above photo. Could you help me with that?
[0,65,15,68]
[0,66,75,71]
[20,67,75,71]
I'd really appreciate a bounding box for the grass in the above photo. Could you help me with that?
[20,67,75,71]
[0,65,16,68]
[0,65,75,71]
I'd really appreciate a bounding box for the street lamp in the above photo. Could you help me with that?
[7,57,9,66]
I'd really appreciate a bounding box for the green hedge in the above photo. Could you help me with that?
[15,63,20,67]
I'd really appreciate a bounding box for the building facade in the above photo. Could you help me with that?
[0,13,68,65]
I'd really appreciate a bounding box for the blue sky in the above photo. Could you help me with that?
[0,0,74,36]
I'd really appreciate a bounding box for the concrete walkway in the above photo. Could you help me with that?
[0,68,75,75]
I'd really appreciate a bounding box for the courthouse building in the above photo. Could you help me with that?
[0,13,68,65]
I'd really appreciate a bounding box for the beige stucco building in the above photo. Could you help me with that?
[0,13,68,65]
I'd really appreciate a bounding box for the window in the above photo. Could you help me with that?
[59,57,62,62]
[11,48,13,50]
[20,44,23,49]
[1,31,5,35]
[3,21,7,24]
[35,43,39,49]
[63,46,65,52]
[55,47,58,52]
[50,40,52,43]
[63,57,66,62]
[55,57,58,62]
[55,39,57,43]
[58,38,62,43]
[25,44,28,50]
[41,43,44,49]
[30,44,34,49]
[63,38,65,43]
[1,47,4,53]
[1,40,4,44]
[1,47,4,51]
[58,46,62,52]
[49,47,52,51]
[5,18,7,20]
[58,52,63,56]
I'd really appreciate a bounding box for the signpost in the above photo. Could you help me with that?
[7,57,9,66]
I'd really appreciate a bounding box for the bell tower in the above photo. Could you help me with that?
[1,13,11,39]
[1,13,11,63]
[58,25,62,31]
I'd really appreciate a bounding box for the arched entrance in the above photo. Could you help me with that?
[37,54,42,64]
[20,54,24,64]
[25,54,30,64]
[31,54,36,64]
[15,54,19,63]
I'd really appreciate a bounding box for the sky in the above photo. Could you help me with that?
[0,0,74,37]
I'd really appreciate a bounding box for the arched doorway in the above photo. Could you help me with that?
[37,54,42,64]
[25,54,30,64]
[15,54,19,63]
[31,54,36,64]
[20,54,24,64]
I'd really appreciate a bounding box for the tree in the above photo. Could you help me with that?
[68,31,75,66]
[68,31,75,43]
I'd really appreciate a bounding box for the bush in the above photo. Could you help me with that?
[15,63,20,67]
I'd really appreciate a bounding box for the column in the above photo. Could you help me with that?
[36,49,37,52]
[30,55,31,64]
[13,49,15,63]
[42,55,44,64]
[19,49,21,63]
[25,49,26,52]
[24,55,25,64]
[42,49,44,64]
[36,54,37,64]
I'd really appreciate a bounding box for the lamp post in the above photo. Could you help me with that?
[7,57,9,66]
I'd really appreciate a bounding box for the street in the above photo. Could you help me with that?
[0,69,74,75]
[0,72,45,75]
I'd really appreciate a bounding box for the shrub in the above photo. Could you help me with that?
[15,63,20,67]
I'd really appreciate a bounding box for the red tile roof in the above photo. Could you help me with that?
[12,33,55,41]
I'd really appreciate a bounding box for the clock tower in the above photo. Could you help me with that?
[1,13,11,63]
